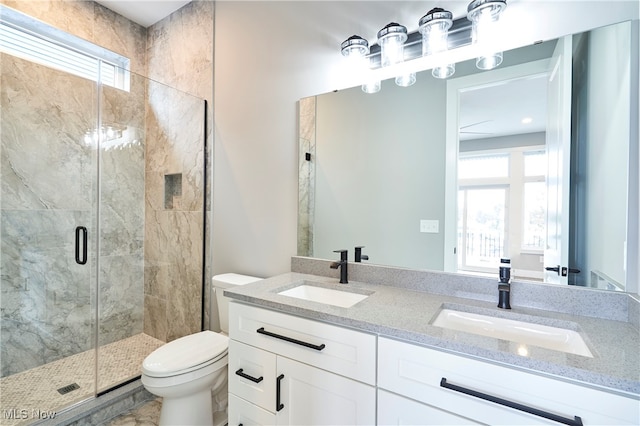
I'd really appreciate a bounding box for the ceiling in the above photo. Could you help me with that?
[459,75,548,141]
[95,0,191,27]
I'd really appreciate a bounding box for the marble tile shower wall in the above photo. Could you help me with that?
[143,81,204,342]
[144,0,214,341]
[98,79,147,346]
[0,55,148,376]
[1,55,97,377]
[1,1,214,380]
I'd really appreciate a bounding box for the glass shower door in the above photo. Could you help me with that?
[1,52,98,419]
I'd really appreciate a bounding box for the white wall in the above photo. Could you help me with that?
[212,1,639,279]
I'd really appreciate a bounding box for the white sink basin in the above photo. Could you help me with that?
[433,309,593,357]
[278,282,370,308]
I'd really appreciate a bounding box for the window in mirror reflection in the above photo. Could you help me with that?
[458,148,547,280]
[458,187,507,272]
[458,153,509,179]
[523,150,547,251]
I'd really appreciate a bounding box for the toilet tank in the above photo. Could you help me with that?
[213,273,262,334]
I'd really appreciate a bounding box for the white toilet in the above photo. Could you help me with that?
[141,273,262,426]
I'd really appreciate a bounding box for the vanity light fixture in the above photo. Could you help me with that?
[361,79,382,94]
[341,35,381,94]
[419,7,455,79]
[340,34,369,61]
[467,0,507,70]
[377,22,416,87]
[340,0,508,91]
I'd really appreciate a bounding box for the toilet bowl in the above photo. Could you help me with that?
[141,273,262,426]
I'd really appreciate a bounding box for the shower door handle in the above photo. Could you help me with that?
[75,226,87,265]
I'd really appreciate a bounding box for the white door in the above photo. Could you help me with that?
[276,356,375,425]
[544,35,572,284]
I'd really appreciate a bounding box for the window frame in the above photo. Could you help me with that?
[457,145,546,276]
[0,5,130,91]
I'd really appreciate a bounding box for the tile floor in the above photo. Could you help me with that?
[0,334,164,426]
[105,399,161,426]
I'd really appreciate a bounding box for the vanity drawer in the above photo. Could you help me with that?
[228,393,276,426]
[378,389,482,425]
[229,302,376,385]
[378,337,639,425]
[229,340,276,412]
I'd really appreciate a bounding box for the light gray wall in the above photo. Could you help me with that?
[212,1,639,281]
[584,22,631,287]
[314,78,446,270]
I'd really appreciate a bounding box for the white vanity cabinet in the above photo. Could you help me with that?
[228,302,376,426]
[378,337,640,426]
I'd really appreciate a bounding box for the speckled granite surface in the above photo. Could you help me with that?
[224,260,640,397]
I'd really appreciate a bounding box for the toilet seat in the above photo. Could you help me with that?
[142,330,229,378]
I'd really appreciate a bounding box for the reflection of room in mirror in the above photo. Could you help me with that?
[299,20,637,294]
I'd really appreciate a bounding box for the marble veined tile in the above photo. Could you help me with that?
[144,210,203,342]
[146,0,213,99]
[1,0,95,42]
[99,139,145,257]
[93,1,147,76]
[1,54,96,211]
[145,81,204,213]
[1,211,94,362]
[99,254,144,347]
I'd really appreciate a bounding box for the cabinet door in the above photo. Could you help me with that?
[229,340,277,412]
[276,356,375,425]
[377,390,482,425]
[228,393,276,426]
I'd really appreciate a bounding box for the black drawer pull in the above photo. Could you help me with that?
[235,368,263,383]
[276,374,285,412]
[256,327,326,351]
[440,378,583,426]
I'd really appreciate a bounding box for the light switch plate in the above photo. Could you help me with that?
[420,219,439,233]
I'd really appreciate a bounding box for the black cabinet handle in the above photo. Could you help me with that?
[276,374,285,412]
[440,378,583,426]
[75,226,87,265]
[256,327,326,351]
[235,368,263,383]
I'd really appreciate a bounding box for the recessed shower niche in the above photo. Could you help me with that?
[164,173,183,209]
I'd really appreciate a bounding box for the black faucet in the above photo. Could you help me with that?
[498,284,511,309]
[330,249,348,283]
[354,246,369,263]
[498,258,511,309]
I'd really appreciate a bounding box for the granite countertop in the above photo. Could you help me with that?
[224,272,640,396]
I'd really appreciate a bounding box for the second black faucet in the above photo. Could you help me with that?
[330,249,348,283]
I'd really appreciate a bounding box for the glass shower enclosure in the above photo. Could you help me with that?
[1,49,205,423]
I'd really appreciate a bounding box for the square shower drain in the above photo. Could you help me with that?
[57,383,80,395]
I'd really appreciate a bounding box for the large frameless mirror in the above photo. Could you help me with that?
[298,19,639,294]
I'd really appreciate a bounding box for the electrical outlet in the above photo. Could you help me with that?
[420,219,439,233]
